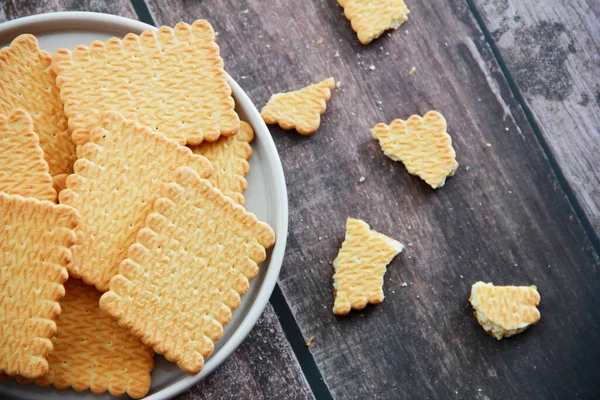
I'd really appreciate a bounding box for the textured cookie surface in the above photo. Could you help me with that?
[33,279,154,399]
[0,34,76,176]
[59,112,212,292]
[0,193,78,379]
[470,282,541,340]
[338,0,409,45]
[0,109,56,202]
[371,110,458,189]
[189,120,254,205]
[332,218,403,315]
[99,167,275,374]
[52,20,238,146]
[52,174,69,196]
[261,77,335,135]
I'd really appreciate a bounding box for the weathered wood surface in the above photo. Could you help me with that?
[176,304,314,400]
[471,0,600,236]
[0,3,315,400]
[146,0,600,399]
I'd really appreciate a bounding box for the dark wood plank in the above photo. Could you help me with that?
[471,0,600,234]
[146,0,600,399]
[0,0,137,20]
[1,4,314,400]
[176,304,314,400]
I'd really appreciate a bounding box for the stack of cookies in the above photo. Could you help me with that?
[0,20,275,398]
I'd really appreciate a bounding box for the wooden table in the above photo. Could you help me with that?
[3,1,599,398]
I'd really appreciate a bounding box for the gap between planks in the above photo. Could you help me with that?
[464,0,600,257]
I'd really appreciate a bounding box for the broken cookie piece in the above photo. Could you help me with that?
[338,0,410,45]
[469,282,541,340]
[371,110,458,189]
[332,218,403,315]
[261,78,335,135]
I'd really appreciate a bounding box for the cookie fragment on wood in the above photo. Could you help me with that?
[332,218,403,315]
[261,77,335,135]
[99,167,275,374]
[0,193,78,379]
[371,110,458,189]
[52,20,238,146]
[189,120,254,205]
[0,34,75,176]
[59,112,212,292]
[0,109,56,202]
[338,0,410,45]
[469,282,541,340]
[33,279,154,399]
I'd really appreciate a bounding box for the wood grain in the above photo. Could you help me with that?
[147,0,600,399]
[0,4,314,400]
[471,0,600,234]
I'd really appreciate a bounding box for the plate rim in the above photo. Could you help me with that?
[0,11,289,400]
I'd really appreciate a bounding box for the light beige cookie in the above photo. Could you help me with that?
[470,282,541,340]
[52,174,69,196]
[0,109,56,202]
[59,112,213,292]
[52,20,238,146]
[261,78,335,135]
[338,0,410,45]
[32,279,154,399]
[332,218,403,315]
[99,167,275,374]
[188,120,254,205]
[0,193,78,379]
[371,110,458,189]
[0,34,76,176]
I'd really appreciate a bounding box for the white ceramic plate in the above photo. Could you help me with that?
[0,11,288,400]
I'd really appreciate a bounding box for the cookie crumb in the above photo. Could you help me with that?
[336,81,341,88]
[306,336,314,346]
[316,38,324,47]
[409,66,416,75]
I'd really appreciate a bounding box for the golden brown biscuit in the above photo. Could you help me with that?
[32,279,154,399]
[59,112,212,292]
[0,109,56,202]
[332,218,403,315]
[470,282,541,340]
[371,110,458,189]
[52,20,238,146]
[261,78,335,135]
[188,120,254,205]
[0,193,78,379]
[0,34,76,176]
[338,0,410,45]
[52,174,69,196]
[99,167,275,374]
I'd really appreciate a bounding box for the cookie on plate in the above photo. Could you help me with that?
[52,20,238,146]
[0,193,78,379]
[189,120,254,205]
[59,112,212,292]
[100,167,275,374]
[0,109,56,202]
[0,34,75,176]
